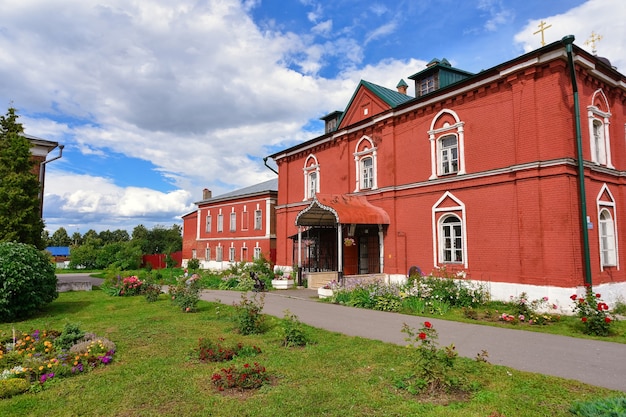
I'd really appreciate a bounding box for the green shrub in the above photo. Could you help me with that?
[0,242,58,321]
[232,293,265,335]
[53,322,85,351]
[0,378,30,399]
[571,287,615,336]
[570,396,626,416]
[281,310,310,347]
[197,337,261,362]
[187,258,200,271]
[169,279,200,312]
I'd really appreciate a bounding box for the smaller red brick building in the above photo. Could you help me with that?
[182,179,278,270]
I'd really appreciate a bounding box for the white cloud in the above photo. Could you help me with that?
[514,0,626,69]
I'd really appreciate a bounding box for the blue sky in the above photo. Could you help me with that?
[1,0,624,234]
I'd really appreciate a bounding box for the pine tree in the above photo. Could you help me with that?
[0,108,45,249]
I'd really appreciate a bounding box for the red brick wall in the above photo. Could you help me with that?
[274,51,626,289]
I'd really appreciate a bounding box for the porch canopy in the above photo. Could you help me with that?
[295,194,390,226]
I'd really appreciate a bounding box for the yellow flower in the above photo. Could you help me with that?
[73,361,78,366]
[39,366,44,371]
[47,363,52,368]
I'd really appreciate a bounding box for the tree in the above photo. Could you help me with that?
[71,231,82,246]
[0,108,45,249]
[50,227,72,247]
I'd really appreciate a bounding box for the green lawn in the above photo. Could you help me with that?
[1,290,620,417]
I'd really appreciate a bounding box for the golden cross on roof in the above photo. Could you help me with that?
[533,20,552,46]
[585,31,603,55]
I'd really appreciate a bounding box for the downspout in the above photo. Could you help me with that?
[39,144,64,217]
[562,35,593,287]
[263,157,278,175]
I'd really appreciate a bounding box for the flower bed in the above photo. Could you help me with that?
[0,325,115,398]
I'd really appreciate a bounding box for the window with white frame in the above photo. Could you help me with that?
[354,137,377,192]
[230,212,236,232]
[440,215,463,263]
[599,209,616,267]
[205,215,211,233]
[217,214,223,232]
[205,246,210,260]
[254,209,262,230]
[303,155,320,200]
[241,209,249,230]
[191,249,196,259]
[432,191,467,267]
[253,247,261,259]
[588,89,613,168]
[216,246,223,262]
[439,135,458,175]
[361,157,373,189]
[229,247,236,262]
[428,109,466,180]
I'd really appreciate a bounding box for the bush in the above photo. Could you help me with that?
[281,311,310,347]
[211,362,269,391]
[571,287,615,336]
[197,337,261,362]
[187,258,200,271]
[169,279,200,312]
[0,242,58,321]
[0,378,30,399]
[232,293,265,335]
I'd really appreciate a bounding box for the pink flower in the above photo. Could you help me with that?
[542,296,549,301]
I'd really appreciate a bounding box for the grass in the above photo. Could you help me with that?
[0,289,622,416]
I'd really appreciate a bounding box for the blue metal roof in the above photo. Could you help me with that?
[46,246,70,256]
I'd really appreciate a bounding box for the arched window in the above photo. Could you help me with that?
[354,136,377,192]
[588,89,612,168]
[440,215,463,263]
[439,135,458,175]
[596,184,618,270]
[303,155,320,200]
[428,109,465,179]
[432,191,467,267]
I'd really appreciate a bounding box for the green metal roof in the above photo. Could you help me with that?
[360,80,413,108]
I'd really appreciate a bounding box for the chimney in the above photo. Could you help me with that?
[396,79,408,95]
[203,188,212,200]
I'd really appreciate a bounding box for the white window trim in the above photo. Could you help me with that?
[303,154,320,200]
[229,245,236,262]
[353,136,377,192]
[230,210,236,232]
[253,246,261,260]
[431,191,468,268]
[216,246,223,262]
[596,184,619,271]
[588,89,613,168]
[428,109,465,180]
[205,215,211,233]
[205,246,210,260]
[254,209,262,230]
[217,211,223,233]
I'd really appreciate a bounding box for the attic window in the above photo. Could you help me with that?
[363,107,369,116]
[420,75,436,96]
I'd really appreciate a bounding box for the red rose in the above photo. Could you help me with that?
[570,294,577,300]
[605,317,611,323]
[418,332,427,340]
[595,293,601,298]
[424,322,432,329]
[581,317,588,322]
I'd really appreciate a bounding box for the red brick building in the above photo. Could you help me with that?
[268,37,626,305]
[24,133,62,216]
[182,179,278,270]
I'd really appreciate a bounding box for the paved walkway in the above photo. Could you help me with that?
[199,288,626,392]
[56,275,626,392]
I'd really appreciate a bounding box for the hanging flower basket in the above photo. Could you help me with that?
[344,237,355,247]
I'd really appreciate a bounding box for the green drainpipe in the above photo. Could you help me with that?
[562,35,593,288]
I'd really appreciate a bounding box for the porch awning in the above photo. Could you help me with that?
[295,194,390,226]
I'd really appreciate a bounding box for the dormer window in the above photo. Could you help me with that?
[420,75,436,96]
[320,111,343,134]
